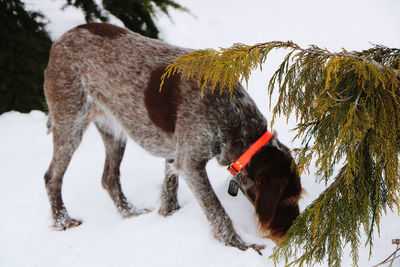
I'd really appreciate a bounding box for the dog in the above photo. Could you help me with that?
[43,22,302,253]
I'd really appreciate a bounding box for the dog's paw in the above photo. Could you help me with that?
[158,203,180,217]
[219,233,265,255]
[122,207,153,218]
[248,244,265,255]
[230,240,265,255]
[117,200,153,218]
[54,217,82,230]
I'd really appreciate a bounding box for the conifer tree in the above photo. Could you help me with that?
[161,41,400,266]
[0,0,52,114]
[64,0,187,38]
[0,0,186,114]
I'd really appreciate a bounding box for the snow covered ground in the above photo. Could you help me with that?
[1,0,399,266]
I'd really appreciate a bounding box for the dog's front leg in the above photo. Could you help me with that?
[179,159,261,252]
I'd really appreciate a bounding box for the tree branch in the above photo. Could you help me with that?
[372,239,400,267]
[248,41,400,78]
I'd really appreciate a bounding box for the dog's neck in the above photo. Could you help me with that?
[222,124,268,166]
[215,89,268,166]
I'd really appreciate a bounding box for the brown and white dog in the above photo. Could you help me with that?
[44,22,302,252]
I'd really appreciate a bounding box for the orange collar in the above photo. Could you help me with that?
[227,130,272,176]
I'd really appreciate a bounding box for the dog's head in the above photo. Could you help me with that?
[238,133,302,243]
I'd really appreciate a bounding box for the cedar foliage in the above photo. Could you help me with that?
[161,41,400,266]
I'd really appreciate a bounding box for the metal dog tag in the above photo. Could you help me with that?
[228,178,239,197]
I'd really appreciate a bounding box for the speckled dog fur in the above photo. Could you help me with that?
[44,23,302,252]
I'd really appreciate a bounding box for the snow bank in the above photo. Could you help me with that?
[2,0,399,266]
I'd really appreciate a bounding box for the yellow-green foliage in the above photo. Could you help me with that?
[162,42,400,266]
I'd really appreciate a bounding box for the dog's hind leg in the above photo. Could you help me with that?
[44,111,88,230]
[95,123,148,217]
[159,159,180,216]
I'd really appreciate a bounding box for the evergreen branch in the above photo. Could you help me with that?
[163,41,400,266]
[161,41,399,95]
[372,239,400,267]
[326,91,353,102]
[249,41,399,77]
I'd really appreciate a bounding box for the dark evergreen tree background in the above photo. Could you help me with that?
[0,0,185,114]
[66,0,187,39]
[0,0,52,114]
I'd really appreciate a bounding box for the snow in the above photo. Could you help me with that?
[1,0,399,266]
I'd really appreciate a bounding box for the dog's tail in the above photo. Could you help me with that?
[46,113,52,134]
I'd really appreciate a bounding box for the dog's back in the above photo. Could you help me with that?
[45,22,263,159]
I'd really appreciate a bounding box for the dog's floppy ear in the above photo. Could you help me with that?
[254,173,289,233]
